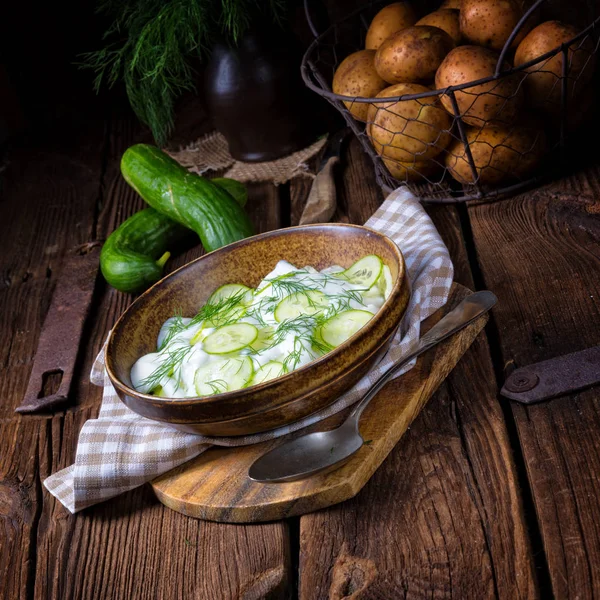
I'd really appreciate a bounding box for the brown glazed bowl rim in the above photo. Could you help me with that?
[105,223,406,409]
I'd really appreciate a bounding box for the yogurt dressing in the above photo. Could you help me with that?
[131,258,391,399]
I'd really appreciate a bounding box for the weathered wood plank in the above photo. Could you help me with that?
[31,403,291,600]
[299,332,537,599]
[0,120,108,600]
[430,205,538,599]
[298,150,537,598]
[0,420,43,600]
[29,118,292,599]
[468,169,600,598]
[0,125,107,417]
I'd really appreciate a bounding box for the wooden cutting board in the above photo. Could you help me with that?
[151,283,487,523]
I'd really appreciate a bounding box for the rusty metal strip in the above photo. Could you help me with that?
[15,242,101,414]
[501,346,600,404]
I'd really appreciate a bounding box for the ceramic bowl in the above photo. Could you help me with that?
[105,224,410,436]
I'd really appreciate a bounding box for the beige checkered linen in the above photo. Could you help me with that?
[44,187,454,513]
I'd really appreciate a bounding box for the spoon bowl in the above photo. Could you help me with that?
[249,422,363,482]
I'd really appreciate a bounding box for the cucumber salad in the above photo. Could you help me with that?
[130,255,392,398]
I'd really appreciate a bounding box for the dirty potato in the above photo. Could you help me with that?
[416,9,461,44]
[445,124,545,184]
[375,26,455,84]
[332,50,388,121]
[365,2,417,50]
[515,21,595,112]
[382,156,440,182]
[435,45,523,127]
[367,83,453,161]
[460,0,531,50]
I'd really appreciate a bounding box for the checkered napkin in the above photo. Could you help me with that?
[44,187,454,513]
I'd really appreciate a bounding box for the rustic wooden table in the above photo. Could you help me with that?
[1,108,599,599]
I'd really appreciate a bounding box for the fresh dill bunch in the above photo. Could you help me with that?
[81,0,286,145]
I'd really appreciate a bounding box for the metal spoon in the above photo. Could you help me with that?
[248,291,497,483]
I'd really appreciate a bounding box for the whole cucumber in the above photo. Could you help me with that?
[100,179,247,293]
[121,145,254,252]
[100,208,190,293]
[211,177,247,207]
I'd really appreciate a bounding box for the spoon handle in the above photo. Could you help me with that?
[347,291,497,424]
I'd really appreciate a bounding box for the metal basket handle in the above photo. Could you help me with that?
[304,0,339,39]
[495,0,546,76]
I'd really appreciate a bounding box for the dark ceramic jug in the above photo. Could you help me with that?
[204,25,321,162]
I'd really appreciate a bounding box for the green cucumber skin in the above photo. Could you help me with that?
[100,208,189,293]
[211,177,247,207]
[121,145,254,252]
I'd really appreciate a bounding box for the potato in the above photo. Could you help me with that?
[332,50,387,122]
[445,124,546,184]
[416,9,461,44]
[366,3,417,51]
[435,45,523,127]
[515,21,595,112]
[375,26,455,84]
[460,0,531,50]
[367,83,453,161]
[440,0,461,8]
[382,156,440,182]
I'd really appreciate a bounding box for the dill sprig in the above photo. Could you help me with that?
[189,289,249,328]
[139,344,192,393]
[203,379,228,395]
[141,290,249,391]
[80,0,286,145]
[158,311,186,351]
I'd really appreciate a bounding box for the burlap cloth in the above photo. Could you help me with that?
[168,131,328,184]
[44,187,454,513]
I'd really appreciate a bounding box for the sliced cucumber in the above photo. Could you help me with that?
[206,304,247,328]
[249,325,275,352]
[319,309,373,348]
[342,255,383,289]
[311,326,333,353]
[274,290,329,322]
[203,323,258,354]
[380,265,393,299]
[194,356,254,396]
[203,283,251,327]
[251,361,286,385]
[363,264,393,301]
[208,283,253,306]
[190,324,207,346]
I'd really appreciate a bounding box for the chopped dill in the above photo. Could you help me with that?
[203,379,228,395]
[134,261,383,397]
[158,310,186,351]
[189,289,249,328]
[139,344,192,393]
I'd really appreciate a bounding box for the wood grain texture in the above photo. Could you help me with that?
[151,283,487,522]
[338,137,383,226]
[468,169,600,598]
[0,121,107,600]
[296,156,538,599]
[430,204,538,599]
[0,125,106,417]
[44,149,292,598]
[0,115,293,599]
[299,331,537,600]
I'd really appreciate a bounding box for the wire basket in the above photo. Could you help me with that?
[301,0,600,203]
